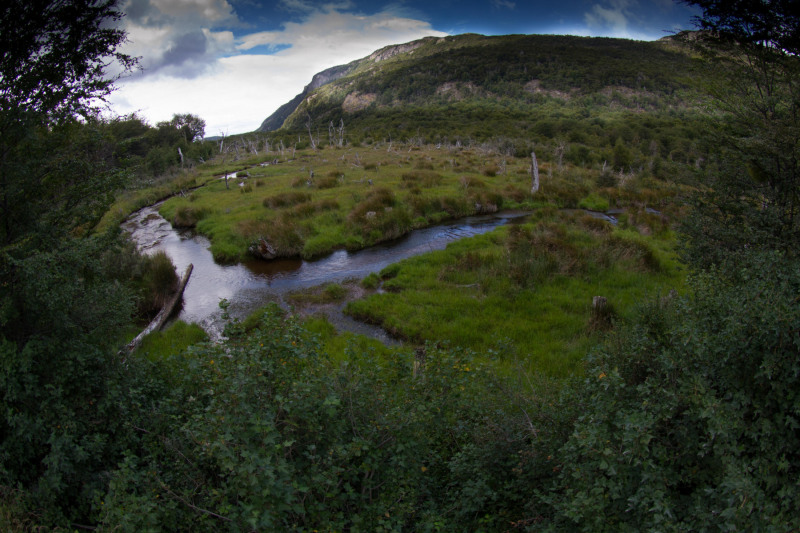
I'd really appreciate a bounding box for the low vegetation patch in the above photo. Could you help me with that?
[171,205,209,228]
[263,191,311,208]
[137,320,209,360]
[346,210,681,376]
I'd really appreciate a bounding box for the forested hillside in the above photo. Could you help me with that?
[262,33,707,154]
[1,0,799,530]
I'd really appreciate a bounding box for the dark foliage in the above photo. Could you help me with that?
[683,0,800,54]
[551,252,800,531]
[0,0,133,121]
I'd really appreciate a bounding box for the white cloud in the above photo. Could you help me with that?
[580,0,655,40]
[492,0,516,9]
[119,0,239,78]
[585,0,630,33]
[110,3,447,134]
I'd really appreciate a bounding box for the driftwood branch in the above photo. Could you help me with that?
[122,264,193,355]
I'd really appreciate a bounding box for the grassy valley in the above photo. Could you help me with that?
[119,34,702,376]
[4,4,800,528]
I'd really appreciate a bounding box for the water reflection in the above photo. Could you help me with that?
[124,205,528,340]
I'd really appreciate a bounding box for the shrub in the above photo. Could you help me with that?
[99,307,568,531]
[291,176,308,188]
[577,193,610,212]
[551,251,800,531]
[595,169,618,188]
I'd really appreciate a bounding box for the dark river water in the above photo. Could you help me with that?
[123,206,529,340]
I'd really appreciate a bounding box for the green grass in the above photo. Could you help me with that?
[300,314,395,363]
[148,144,684,264]
[105,135,689,376]
[345,209,684,377]
[137,320,209,360]
[578,192,610,212]
[287,283,348,306]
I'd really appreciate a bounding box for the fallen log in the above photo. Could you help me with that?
[122,263,193,356]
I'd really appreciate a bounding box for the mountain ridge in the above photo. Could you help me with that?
[257,38,435,132]
[256,32,708,155]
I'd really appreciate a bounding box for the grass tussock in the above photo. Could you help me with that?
[287,283,348,306]
[172,206,209,228]
[240,217,305,258]
[263,191,311,208]
[314,175,340,189]
[143,143,682,277]
[348,187,396,221]
[291,198,340,218]
[400,170,442,188]
[137,251,178,316]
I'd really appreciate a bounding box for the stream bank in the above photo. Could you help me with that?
[123,205,530,341]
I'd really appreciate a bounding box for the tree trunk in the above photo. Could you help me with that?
[122,264,193,356]
[531,151,540,193]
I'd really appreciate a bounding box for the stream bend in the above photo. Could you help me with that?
[123,206,529,341]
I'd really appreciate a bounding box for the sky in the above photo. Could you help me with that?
[107,0,701,136]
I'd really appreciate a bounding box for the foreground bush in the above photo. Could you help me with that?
[98,306,569,531]
[550,250,800,531]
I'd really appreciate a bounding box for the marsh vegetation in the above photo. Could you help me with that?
[3,1,800,530]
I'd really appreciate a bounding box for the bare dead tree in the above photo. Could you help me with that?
[218,131,227,153]
[246,136,258,155]
[555,140,566,172]
[306,113,317,150]
[531,150,540,194]
[177,146,184,167]
[337,118,345,148]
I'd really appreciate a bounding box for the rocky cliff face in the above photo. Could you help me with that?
[258,62,359,132]
[367,38,429,62]
[257,37,430,132]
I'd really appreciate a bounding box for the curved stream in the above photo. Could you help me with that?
[123,206,529,341]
